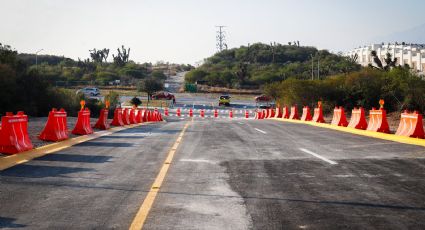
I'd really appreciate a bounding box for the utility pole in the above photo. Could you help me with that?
[310,54,314,80]
[35,49,44,69]
[216,25,227,52]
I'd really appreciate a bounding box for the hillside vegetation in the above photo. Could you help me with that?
[185,43,360,88]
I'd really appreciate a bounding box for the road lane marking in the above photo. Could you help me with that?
[238,122,244,125]
[129,122,190,230]
[299,148,337,165]
[254,128,267,134]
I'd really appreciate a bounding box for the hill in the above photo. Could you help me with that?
[185,43,360,88]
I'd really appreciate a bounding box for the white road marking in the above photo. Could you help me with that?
[254,128,267,134]
[238,122,244,125]
[299,148,338,165]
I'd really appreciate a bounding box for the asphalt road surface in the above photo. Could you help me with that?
[1,117,425,229]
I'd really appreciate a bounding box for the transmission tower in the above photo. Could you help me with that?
[216,26,227,52]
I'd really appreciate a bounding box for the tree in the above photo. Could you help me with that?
[151,70,167,80]
[137,78,164,102]
[130,97,142,107]
[89,48,109,64]
[113,45,130,67]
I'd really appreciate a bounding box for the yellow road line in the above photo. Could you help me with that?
[129,122,190,230]
[0,123,148,171]
[270,118,425,147]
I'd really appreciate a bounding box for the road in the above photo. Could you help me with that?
[1,116,425,229]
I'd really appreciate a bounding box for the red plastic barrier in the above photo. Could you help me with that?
[164,108,169,116]
[39,108,69,141]
[301,106,312,121]
[366,108,390,133]
[200,109,205,118]
[122,108,130,125]
[142,110,149,122]
[111,108,124,126]
[135,109,143,123]
[268,109,275,118]
[176,108,181,117]
[331,107,348,127]
[72,108,93,135]
[245,110,249,119]
[0,111,33,154]
[214,109,218,118]
[312,106,325,123]
[94,109,110,130]
[396,111,424,138]
[282,106,289,119]
[274,107,283,118]
[189,108,193,117]
[229,110,233,118]
[129,109,137,124]
[348,107,368,130]
[289,106,299,120]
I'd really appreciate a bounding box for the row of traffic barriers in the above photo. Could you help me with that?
[255,101,425,139]
[168,108,252,118]
[0,105,164,155]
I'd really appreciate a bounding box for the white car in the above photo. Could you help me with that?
[76,87,101,97]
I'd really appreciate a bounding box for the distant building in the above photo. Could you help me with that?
[346,43,425,75]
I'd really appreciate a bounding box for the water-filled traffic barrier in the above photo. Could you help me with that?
[274,107,283,118]
[164,108,169,116]
[331,107,348,127]
[39,108,69,141]
[129,109,137,124]
[289,106,299,120]
[72,108,93,135]
[94,109,110,130]
[229,110,233,118]
[122,108,130,125]
[347,107,368,130]
[176,108,181,117]
[142,110,149,122]
[0,111,33,154]
[189,108,193,117]
[245,110,249,118]
[111,108,124,126]
[135,109,143,123]
[301,106,312,121]
[366,108,390,133]
[312,106,325,123]
[214,109,218,118]
[282,106,289,119]
[395,111,424,138]
[200,109,205,118]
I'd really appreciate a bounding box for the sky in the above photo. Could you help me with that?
[1,0,425,64]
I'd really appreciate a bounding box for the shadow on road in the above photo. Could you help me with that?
[0,217,26,228]
[35,153,113,163]
[0,165,93,178]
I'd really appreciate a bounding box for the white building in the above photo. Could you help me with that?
[346,43,425,75]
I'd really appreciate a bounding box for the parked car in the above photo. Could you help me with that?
[219,95,231,106]
[255,94,271,102]
[152,91,175,100]
[76,87,101,97]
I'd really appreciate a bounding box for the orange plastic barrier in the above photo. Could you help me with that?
[274,107,283,118]
[111,108,124,126]
[39,108,69,141]
[312,106,325,123]
[347,107,368,130]
[94,109,110,130]
[135,109,143,123]
[0,111,33,154]
[301,106,312,121]
[289,106,299,120]
[395,111,425,138]
[331,107,348,127]
[366,108,390,133]
[129,109,137,124]
[72,108,93,135]
[122,108,130,125]
[282,106,289,119]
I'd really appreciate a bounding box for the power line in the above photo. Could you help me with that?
[216,25,227,52]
